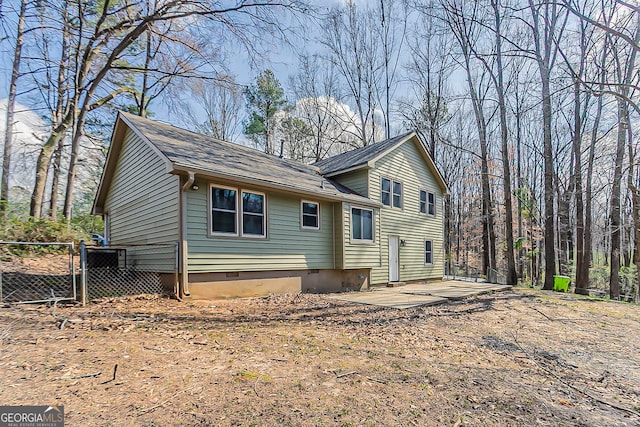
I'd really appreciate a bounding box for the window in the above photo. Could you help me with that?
[393,181,402,208]
[381,178,391,206]
[381,178,402,208]
[420,190,436,215]
[428,192,436,216]
[242,191,265,237]
[211,186,237,234]
[352,207,374,242]
[302,201,319,229]
[210,185,266,238]
[425,240,433,265]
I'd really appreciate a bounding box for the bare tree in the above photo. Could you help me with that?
[176,76,244,142]
[526,0,568,290]
[375,0,407,139]
[1,0,27,215]
[401,1,454,162]
[289,54,355,161]
[441,0,497,276]
[28,0,306,218]
[609,10,640,299]
[322,1,381,146]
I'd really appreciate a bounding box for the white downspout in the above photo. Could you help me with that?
[179,172,195,297]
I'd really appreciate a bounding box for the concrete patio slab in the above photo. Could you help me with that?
[329,291,447,309]
[329,280,512,309]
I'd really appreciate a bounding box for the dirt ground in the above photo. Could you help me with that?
[1,288,639,427]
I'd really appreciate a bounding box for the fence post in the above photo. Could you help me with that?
[79,240,87,306]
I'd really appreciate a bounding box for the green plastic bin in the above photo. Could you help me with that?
[553,275,571,292]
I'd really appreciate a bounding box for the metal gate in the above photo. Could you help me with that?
[0,242,76,304]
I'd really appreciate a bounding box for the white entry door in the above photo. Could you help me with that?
[389,236,399,282]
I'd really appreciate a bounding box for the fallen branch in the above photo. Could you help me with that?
[254,376,261,397]
[100,364,118,385]
[367,377,387,384]
[336,371,358,379]
[60,371,102,380]
[509,332,640,418]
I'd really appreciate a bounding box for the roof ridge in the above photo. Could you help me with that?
[314,131,415,174]
[119,111,321,173]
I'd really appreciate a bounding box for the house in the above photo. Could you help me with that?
[92,112,449,299]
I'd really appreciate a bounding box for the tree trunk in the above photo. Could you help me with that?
[573,78,588,294]
[30,111,74,218]
[528,0,562,290]
[609,99,627,300]
[540,71,556,290]
[62,114,86,220]
[627,124,640,302]
[491,0,516,285]
[1,0,27,215]
[48,139,65,219]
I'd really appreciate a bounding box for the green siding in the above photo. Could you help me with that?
[186,184,336,272]
[105,129,179,245]
[332,169,369,197]
[368,140,445,284]
[342,203,381,270]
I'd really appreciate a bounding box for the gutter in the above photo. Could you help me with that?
[171,163,382,208]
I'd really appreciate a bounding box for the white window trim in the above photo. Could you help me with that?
[419,189,427,214]
[210,184,239,237]
[301,200,320,230]
[381,177,392,207]
[381,177,403,209]
[351,206,375,244]
[209,184,267,238]
[241,190,267,239]
[424,239,434,265]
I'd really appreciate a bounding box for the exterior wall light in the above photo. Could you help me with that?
[191,184,199,191]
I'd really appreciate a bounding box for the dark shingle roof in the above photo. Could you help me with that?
[314,132,414,175]
[119,112,376,205]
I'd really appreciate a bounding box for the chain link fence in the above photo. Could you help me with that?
[1,241,178,304]
[81,242,178,301]
[0,242,77,304]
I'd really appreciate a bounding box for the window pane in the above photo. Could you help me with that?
[212,211,236,233]
[212,188,236,210]
[381,178,391,206]
[362,210,373,240]
[393,181,402,195]
[393,182,402,208]
[303,214,318,228]
[243,192,263,214]
[243,214,264,235]
[428,193,435,215]
[420,190,427,203]
[352,208,362,239]
[303,202,318,215]
[425,241,433,264]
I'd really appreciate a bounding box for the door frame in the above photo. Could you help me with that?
[388,235,400,282]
